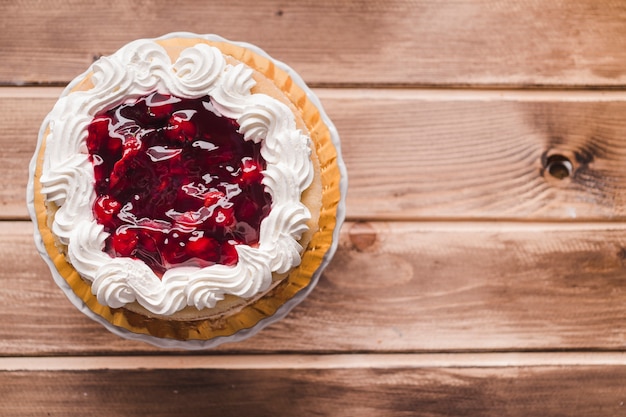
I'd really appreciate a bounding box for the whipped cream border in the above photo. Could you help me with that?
[38,39,314,315]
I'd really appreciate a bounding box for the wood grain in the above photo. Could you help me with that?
[3,1,626,86]
[10,87,626,221]
[2,364,626,416]
[4,220,626,355]
[331,90,626,221]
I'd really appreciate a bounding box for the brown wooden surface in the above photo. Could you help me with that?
[3,0,626,415]
[4,0,626,87]
[2,361,626,417]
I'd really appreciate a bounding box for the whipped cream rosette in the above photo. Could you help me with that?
[28,33,346,349]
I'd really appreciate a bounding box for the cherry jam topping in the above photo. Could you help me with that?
[87,92,272,275]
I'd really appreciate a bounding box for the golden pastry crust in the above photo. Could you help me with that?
[32,36,342,341]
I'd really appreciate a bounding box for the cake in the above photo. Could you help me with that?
[27,33,346,348]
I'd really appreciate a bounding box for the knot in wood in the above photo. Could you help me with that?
[349,222,377,251]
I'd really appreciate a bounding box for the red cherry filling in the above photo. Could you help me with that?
[87,91,272,275]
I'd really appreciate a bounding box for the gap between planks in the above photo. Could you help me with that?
[6,86,626,102]
[3,352,626,372]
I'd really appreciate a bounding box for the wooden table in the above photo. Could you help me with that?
[3,1,626,415]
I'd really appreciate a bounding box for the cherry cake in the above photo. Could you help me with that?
[29,33,346,349]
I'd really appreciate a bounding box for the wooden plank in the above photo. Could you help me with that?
[3,1,626,86]
[0,89,56,219]
[332,89,626,221]
[4,220,626,355]
[2,363,626,416]
[9,87,626,221]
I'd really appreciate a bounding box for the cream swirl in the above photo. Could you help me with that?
[169,43,226,96]
[66,220,110,279]
[210,64,257,119]
[40,38,313,315]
